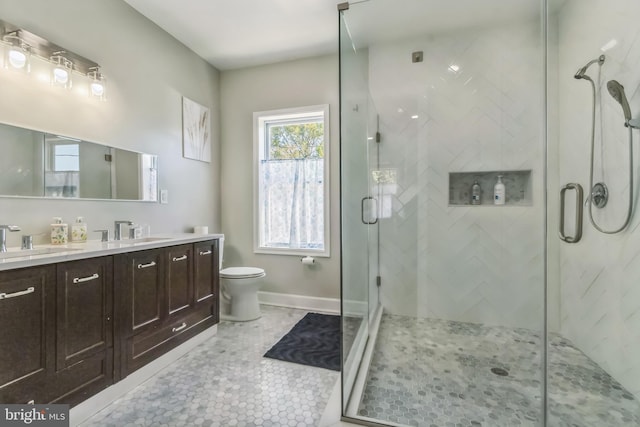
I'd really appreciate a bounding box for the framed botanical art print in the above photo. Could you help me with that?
[182,96,211,162]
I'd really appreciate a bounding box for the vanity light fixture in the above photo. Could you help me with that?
[2,30,31,73]
[50,51,73,89]
[87,66,106,100]
[1,19,106,100]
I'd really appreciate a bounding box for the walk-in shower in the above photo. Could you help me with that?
[339,1,640,426]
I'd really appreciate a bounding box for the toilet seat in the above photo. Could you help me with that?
[220,267,265,279]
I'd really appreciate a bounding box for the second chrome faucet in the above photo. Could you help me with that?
[114,220,134,241]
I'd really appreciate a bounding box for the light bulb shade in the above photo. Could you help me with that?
[53,66,69,83]
[2,35,31,73]
[50,55,73,89]
[88,69,106,100]
[91,81,104,96]
[9,48,27,68]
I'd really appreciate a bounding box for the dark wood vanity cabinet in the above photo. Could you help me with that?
[0,257,115,406]
[165,244,194,318]
[1,238,219,406]
[117,240,218,378]
[116,248,166,337]
[52,257,114,406]
[194,239,219,321]
[0,266,56,404]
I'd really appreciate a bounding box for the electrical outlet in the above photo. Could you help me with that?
[160,189,168,204]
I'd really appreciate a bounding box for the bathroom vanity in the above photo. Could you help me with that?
[0,234,221,407]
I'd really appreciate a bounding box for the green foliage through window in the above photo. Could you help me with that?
[268,122,324,160]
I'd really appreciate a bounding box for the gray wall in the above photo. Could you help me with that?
[0,0,220,245]
[220,55,340,299]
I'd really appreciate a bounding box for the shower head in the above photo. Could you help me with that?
[574,55,605,80]
[607,80,633,123]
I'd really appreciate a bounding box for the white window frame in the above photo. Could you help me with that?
[253,104,330,257]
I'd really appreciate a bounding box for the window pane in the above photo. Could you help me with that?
[267,121,324,160]
[54,144,79,171]
[256,107,328,254]
[260,158,324,250]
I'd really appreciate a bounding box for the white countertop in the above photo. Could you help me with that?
[0,233,223,271]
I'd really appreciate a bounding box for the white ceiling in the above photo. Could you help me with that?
[124,0,340,70]
[124,0,564,71]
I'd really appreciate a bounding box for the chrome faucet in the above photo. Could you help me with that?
[114,221,133,241]
[0,225,21,252]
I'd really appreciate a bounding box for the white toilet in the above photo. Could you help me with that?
[219,237,266,321]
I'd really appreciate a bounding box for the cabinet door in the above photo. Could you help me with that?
[117,249,165,336]
[0,266,55,403]
[193,240,219,319]
[56,257,113,369]
[165,244,193,318]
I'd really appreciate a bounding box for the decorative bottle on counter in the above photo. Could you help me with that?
[71,216,88,242]
[471,180,481,205]
[494,175,505,205]
[51,217,68,245]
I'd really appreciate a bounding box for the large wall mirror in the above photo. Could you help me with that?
[0,122,158,201]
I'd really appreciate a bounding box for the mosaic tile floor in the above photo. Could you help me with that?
[80,306,338,427]
[342,315,363,361]
[357,314,640,427]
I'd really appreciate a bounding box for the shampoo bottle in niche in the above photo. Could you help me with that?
[471,180,481,205]
[494,175,505,205]
[71,216,88,242]
[51,217,68,245]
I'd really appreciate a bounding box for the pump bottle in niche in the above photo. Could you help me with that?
[494,175,505,205]
[471,180,481,205]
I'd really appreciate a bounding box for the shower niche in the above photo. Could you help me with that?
[448,170,533,206]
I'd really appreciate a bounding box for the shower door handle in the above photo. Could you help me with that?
[559,183,583,243]
[361,196,378,225]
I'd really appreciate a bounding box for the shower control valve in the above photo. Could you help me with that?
[591,182,608,209]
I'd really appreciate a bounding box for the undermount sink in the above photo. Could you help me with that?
[0,247,81,260]
[119,237,171,245]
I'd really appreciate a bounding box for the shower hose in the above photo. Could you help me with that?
[586,77,634,234]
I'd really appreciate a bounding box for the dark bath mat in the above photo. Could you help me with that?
[264,312,341,371]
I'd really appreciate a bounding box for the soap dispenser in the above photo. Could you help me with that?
[51,217,68,245]
[494,175,505,205]
[71,216,88,242]
[471,180,481,205]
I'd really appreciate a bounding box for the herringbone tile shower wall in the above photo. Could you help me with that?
[558,0,640,399]
[367,22,545,328]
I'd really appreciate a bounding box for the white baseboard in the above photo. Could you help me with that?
[258,291,340,314]
[342,299,367,318]
[69,325,218,426]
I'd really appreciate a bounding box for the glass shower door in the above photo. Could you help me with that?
[340,0,546,425]
[339,11,379,413]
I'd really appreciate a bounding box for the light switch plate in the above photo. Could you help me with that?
[160,189,168,204]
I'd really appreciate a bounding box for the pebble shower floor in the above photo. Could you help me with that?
[357,314,640,426]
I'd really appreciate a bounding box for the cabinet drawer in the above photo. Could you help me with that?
[57,257,113,370]
[0,266,55,404]
[50,349,113,407]
[124,304,215,375]
[116,249,165,337]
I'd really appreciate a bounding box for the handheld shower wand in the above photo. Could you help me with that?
[606,80,640,129]
[574,55,605,81]
[575,54,635,234]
